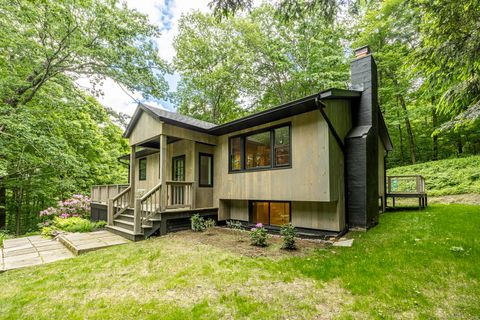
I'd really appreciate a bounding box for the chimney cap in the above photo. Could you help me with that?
[354,45,371,58]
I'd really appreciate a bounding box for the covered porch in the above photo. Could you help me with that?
[90,132,217,240]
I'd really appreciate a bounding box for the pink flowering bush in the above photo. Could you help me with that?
[39,194,91,220]
[250,223,268,247]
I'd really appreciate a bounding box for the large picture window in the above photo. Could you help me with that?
[250,201,291,226]
[246,131,271,169]
[139,158,147,181]
[199,153,213,187]
[229,124,290,172]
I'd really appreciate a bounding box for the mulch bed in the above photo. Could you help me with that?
[167,227,330,258]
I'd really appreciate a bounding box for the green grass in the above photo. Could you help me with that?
[388,155,480,196]
[1,205,479,319]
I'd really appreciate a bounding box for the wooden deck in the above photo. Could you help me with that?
[386,175,427,209]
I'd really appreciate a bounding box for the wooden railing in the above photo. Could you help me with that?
[133,182,162,233]
[107,186,131,226]
[387,175,425,194]
[166,181,194,209]
[91,184,129,204]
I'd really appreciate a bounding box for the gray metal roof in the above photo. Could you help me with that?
[142,104,216,130]
[123,89,392,152]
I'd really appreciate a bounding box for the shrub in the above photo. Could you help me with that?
[204,218,216,229]
[191,214,205,232]
[280,224,297,250]
[41,216,101,237]
[95,220,107,229]
[53,217,94,233]
[226,220,243,231]
[39,194,91,220]
[250,223,268,247]
[0,231,12,247]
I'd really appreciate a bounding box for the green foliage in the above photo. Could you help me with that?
[191,214,206,232]
[204,218,216,230]
[0,230,12,247]
[41,216,105,237]
[250,223,268,247]
[226,220,243,231]
[388,156,480,196]
[280,224,297,250]
[0,0,165,234]
[0,0,169,109]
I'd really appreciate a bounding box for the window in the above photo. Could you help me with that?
[230,136,242,171]
[274,126,290,166]
[199,153,213,187]
[246,131,271,169]
[139,158,147,181]
[250,201,291,226]
[228,124,290,172]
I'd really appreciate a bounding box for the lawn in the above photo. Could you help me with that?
[1,205,479,319]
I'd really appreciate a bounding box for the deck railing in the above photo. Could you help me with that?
[166,181,194,209]
[91,184,129,204]
[387,175,425,194]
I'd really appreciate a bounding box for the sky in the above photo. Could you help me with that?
[84,0,211,116]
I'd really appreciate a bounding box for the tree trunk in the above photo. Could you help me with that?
[398,94,416,164]
[397,110,405,164]
[14,188,23,236]
[0,179,5,230]
[457,135,463,155]
[432,103,438,161]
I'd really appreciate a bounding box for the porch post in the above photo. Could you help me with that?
[159,134,168,211]
[129,145,136,207]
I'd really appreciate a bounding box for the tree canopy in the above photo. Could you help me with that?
[0,0,167,234]
[173,4,348,124]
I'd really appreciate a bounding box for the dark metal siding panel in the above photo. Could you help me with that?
[346,53,381,229]
[345,136,368,227]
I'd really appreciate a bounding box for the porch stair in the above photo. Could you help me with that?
[106,210,163,241]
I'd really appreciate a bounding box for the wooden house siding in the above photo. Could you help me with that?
[129,112,162,146]
[134,152,160,195]
[213,110,330,204]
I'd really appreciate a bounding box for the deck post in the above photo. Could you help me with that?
[159,134,168,211]
[129,145,136,208]
[134,199,142,234]
[107,199,114,226]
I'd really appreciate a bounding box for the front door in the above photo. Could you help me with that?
[171,155,185,205]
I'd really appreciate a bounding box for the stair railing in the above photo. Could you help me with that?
[133,182,162,233]
[107,186,131,226]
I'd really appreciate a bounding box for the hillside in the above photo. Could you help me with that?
[387,156,480,196]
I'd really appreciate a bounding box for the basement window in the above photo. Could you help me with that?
[249,201,291,226]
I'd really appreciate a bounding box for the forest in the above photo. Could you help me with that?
[0,0,479,234]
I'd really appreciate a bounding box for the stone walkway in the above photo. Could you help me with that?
[1,235,73,271]
[1,231,129,272]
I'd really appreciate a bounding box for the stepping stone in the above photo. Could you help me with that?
[332,239,354,247]
[4,257,43,270]
[3,247,37,257]
[3,252,40,263]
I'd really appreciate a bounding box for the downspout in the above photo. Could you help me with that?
[314,95,349,231]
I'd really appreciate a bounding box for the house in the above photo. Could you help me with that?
[90,46,393,241]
